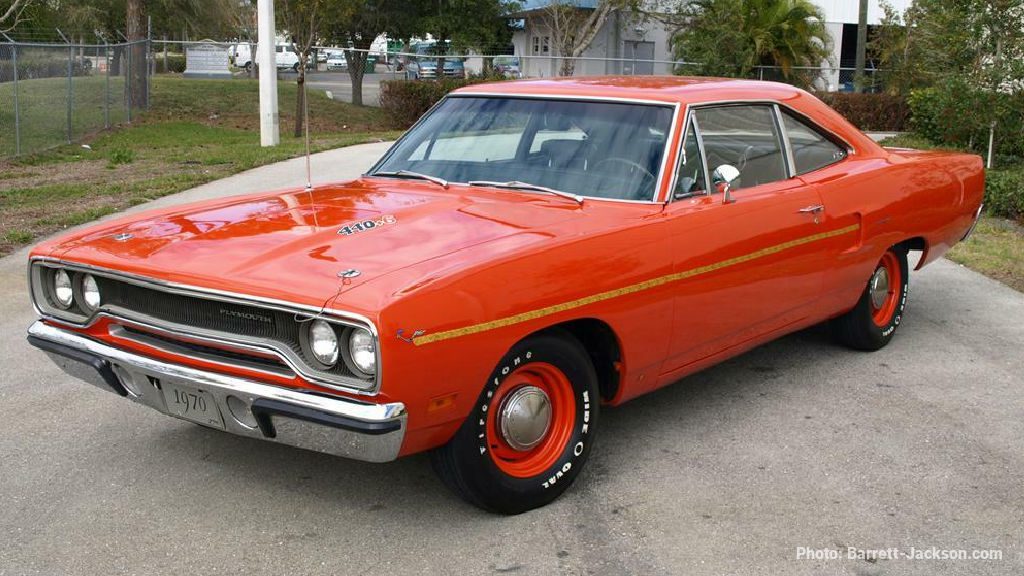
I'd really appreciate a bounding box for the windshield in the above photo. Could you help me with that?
[370,96,674,201]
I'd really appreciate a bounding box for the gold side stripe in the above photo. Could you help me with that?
[412,223,860,346]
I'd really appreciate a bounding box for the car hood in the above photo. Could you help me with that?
[45,177,583,310]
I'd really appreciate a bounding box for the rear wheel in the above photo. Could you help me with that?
[833,246,909,351]
[431,332,599,514]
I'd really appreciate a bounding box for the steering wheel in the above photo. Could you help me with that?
[736,145,753,172]
[592,157,657,180]
[592,157,658,200]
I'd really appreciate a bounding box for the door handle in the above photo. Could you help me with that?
[798,205,825,213]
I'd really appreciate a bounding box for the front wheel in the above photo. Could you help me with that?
[431,332,599,514]
[833,246,909,351]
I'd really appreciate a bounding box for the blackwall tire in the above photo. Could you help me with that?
[833,246,910,351]
[430,331,599,514]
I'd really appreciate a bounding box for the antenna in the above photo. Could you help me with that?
[302,74,319,229]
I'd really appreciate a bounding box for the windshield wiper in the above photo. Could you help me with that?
[468,180,584,205]
[370,170,448,188]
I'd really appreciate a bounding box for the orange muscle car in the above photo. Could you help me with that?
[26,77,985,513]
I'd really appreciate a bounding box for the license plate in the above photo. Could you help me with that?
[160,380,225,429]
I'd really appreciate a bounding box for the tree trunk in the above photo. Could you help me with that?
[855,0,868,92]
[346,39,373,106]
[111,46,122,75]
[126,0,148,108]
[559,57,575,76]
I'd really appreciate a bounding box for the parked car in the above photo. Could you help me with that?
[326,51,348,71]
[231,43,307,72]
[27,77,984,514]
[404,42,465,79]
[493,55,521,78]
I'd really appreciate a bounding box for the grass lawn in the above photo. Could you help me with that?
[1,75,401,256]
[947,217,1024,292]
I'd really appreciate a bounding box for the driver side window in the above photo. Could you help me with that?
[693,105,788,191]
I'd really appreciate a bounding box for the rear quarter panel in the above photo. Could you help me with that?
[816,148,984,317]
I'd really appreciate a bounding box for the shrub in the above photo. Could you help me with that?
[985,168,1024,222]
[154,54,186,74]
[908,78,1024,158]
[0,55,91,82]
[379,78,499,128]
[816,92,910,132]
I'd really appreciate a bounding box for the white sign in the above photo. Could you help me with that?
[184,42,232,79]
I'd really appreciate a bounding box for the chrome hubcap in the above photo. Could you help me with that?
[499,386,552,451]
[870,266,890,309]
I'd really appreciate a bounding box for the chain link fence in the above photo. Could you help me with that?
[0,38,150,159]
[1,36,894,158]
[236,46,895,106]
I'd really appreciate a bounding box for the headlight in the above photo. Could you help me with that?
[308,319,339,366]
[348,328,376,375]
[52,269,74,309]
[81,274,101,312]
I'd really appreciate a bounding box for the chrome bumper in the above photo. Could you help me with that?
[27,321,406,462]
[962,203,985,242]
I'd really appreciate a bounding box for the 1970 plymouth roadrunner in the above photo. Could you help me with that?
[26,77,984,514]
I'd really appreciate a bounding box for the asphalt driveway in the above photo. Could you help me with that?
[1,142,1021,575]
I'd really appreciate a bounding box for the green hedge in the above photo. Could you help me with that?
[986,169,1024,222]
[816,92,910,132]
[0,56,90,82]
[154,54,186,74]
[379,78,497,128]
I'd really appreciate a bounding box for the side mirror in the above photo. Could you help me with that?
[712,164,740,204]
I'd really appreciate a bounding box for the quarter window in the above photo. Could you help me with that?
[781,112,847,174]
[674,120,706,198]
[693,105,788,190]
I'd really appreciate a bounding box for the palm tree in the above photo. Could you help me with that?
[742,0,833,76]
[669,0,833,87]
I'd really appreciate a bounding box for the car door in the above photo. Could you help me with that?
[660,104,829,374]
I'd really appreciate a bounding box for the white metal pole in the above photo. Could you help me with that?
[257,0,279,147]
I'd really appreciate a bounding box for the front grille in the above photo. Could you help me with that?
[98,277,296,341]
[89,275,369,387]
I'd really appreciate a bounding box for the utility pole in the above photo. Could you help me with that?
[257,0,279,146]
[855,0,868,92]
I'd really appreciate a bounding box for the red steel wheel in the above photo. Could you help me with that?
[430,331,599,514]
[832,246,909,351]
[869,251,902,327]
[485,362,576,478]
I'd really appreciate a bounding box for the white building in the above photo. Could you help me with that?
[510,0,913,89]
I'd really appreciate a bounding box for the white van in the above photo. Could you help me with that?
[230,43,303,72]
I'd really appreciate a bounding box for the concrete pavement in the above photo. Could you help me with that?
[1,141,1022,575]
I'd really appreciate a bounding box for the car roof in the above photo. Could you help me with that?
[454,76,809,105]
[452,76,881,154]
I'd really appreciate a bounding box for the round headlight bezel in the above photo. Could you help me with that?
[51,269,74,310]
[304,318,340,367]
[79,274,101,313]
[344,327,377,378]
